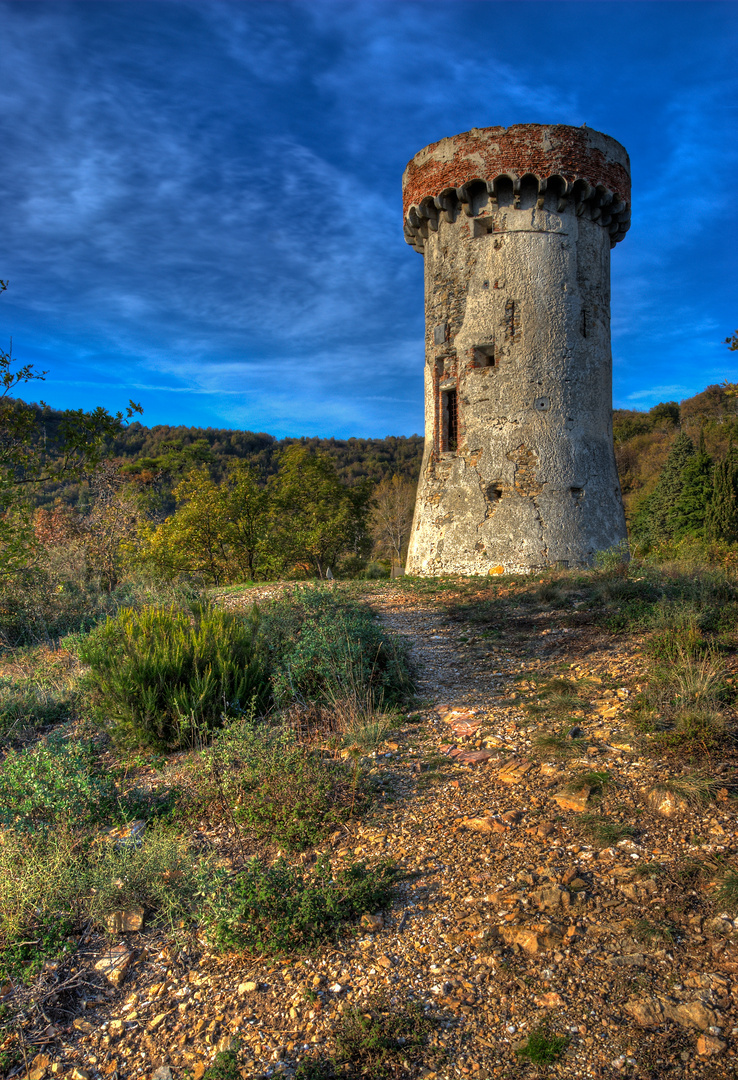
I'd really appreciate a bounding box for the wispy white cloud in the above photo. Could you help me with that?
[626,385,690,403]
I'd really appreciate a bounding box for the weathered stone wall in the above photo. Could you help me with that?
[403,124,630,576]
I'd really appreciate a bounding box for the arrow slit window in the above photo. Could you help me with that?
[441,389,458,452]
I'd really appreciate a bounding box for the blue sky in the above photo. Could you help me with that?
[1,0,736,438]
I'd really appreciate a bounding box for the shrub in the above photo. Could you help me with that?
[80,604,270,747]
[594,541,630,573]
[205,854,395,954]
[185,720,367,850]
[260,588,412,709]
[0,737,118,830]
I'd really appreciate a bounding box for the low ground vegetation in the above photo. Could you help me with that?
[0,550,737,1075]
[0,586,409,1040]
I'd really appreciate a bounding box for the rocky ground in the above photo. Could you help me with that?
[6,580,738,1080]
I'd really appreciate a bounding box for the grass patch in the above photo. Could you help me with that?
[333,991,435,1077]
[715,870,738,916]
[631,645,734,750]
[0,825,205,984]
[633,918,676,944]
[295,992,436,1080]
[84,826,206,931]
[650,773,721,807]
[566,770,611,795]
[646,624,709,662]
[634,861,667,878]
[532,727,585,759]
[0,643,82,739]
[443,560,738,657]
[0,566,203,648]
[516,1022,568,1065]
[204,854,395,955]
[578,813,635,848]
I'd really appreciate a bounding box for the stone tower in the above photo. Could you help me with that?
[402,124,631,575]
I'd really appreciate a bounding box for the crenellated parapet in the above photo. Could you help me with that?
[402,123,631,252]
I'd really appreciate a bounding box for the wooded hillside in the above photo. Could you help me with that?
[20,379,738,526]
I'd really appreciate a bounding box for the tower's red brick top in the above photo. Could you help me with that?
[402,124,630,216]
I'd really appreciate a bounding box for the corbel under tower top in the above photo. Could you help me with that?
[402,123,631,254]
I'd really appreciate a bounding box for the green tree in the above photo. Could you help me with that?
[631,433,695,544]
[268,446,370,578]
[649,401,680,428]
[706,445,738,543]
[0,281,141,575]
[136,463,270,584]
[137,469,232,584]
[221,462,270,581]
[670,432,713,540]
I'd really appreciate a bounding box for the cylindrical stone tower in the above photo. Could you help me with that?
[403,124,631,575]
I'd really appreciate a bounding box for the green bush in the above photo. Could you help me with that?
[0,737,118,830]
[185,720,367,850]
[205,854,395,954]
[80,604,270,747]
[260,588,412,708]
[201,1044,241,1080]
